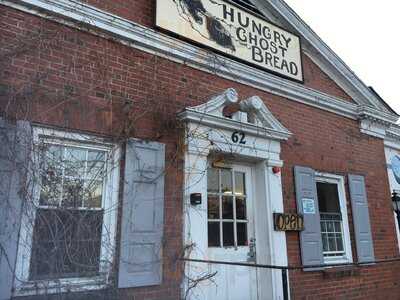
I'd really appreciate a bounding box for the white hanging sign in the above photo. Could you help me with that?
[156,0,303,82]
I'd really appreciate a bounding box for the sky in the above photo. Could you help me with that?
[284,0,400,115]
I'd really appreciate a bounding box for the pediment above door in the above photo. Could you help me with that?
[178,88,291,161]
[179,88,291,141]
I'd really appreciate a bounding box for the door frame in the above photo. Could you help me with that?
[182,133,289,299]
[179,88,291,300]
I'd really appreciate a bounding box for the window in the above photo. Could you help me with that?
[207,167,248,248]
[14,128,120,295]
[316,173,352,264]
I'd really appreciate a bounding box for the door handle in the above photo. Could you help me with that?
[247,238,256,262]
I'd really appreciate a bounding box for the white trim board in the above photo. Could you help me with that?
[0,0,398,127]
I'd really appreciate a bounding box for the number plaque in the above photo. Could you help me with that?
[231,131,246,144]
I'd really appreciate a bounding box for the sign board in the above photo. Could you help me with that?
[302,198,316,214]
[274,213,304,231]
[156,0,303,82]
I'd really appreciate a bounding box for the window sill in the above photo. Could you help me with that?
[13,275,109,297]
[323,266,360,279]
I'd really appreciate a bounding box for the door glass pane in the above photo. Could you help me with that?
[208,222,220,247]
[222,222,234,247]
[234,172,246,196]
[236,197,247,220]
[221,169,232,194]
[208,195,220,219]
[222,196,233,219]
[207,168,219,193]
[237,223,248,246]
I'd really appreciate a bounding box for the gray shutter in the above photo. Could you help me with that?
[294,166,324,270]
[348,175,375,263]
[0,120,31,300]
[118,139,165,288]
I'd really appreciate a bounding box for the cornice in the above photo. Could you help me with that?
[251,0,391,113]
[358,105,399,126]
[385,125,400,150]
[1,0,398,140]
[1,0,360,121]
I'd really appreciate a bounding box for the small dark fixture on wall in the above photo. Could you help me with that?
[391,190,400,231]
[190,193,202,206]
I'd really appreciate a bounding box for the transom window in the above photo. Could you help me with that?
[207,167,248,248]
[316,174,352,263]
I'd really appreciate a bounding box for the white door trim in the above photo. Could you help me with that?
[181,89,290,300]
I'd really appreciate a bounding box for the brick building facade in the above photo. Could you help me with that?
[0,1,400,299]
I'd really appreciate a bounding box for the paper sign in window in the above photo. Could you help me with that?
[302,198,316,214]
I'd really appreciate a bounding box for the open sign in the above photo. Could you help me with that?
[274,213,304,231]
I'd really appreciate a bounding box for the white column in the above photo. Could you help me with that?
[183,150,210,300]
[266,159,289,300]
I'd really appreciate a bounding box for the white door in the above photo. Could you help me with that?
[206,165,258,300]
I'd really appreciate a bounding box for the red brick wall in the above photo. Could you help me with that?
[1,5,399,300]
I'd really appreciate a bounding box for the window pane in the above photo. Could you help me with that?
[29,208,103,280]
[222,222,234,247]
[334,222,341,232]
[221,169,232,194]
[234,172,246,196]
[320,221,326,233]
[42,145,62,174]
[237,223,248,246]
[87,151,105,180]
[64,147,86,177]
[40,145,63,206]
[317,182,340,213]
[326,221,334,233]
[222,196,233,219]
[40,175,62,206]
[86,180,103,208]
[207,168,219,193]
[236,197,247,220]
[336,235,344,252]
[328,233,336,251]
[208,222,220,247]
[322,233,328,252]
[62,178,85,207]
[208,195,220,219]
